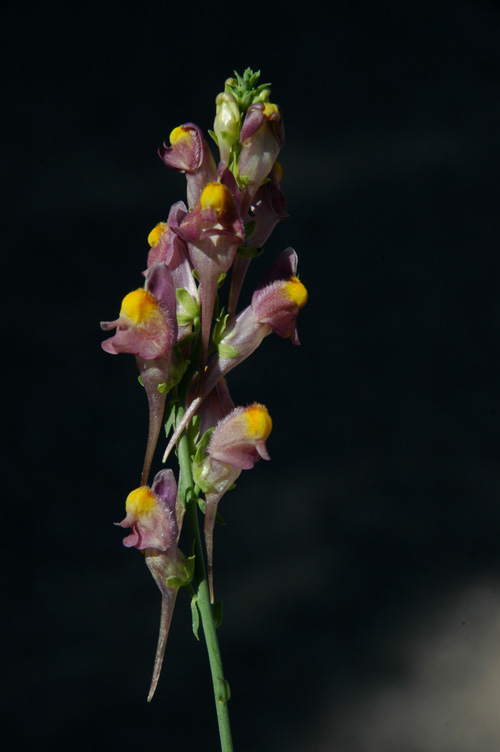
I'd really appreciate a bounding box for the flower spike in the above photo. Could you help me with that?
[101,70,307,724]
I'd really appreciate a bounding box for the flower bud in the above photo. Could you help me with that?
[214,91,240,165]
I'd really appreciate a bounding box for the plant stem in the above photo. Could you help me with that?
[177,411,234,752]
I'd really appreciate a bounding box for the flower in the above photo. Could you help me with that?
[116,469,191,701]
[176,168,244,364]
[203,248,307,395]
[193,404,272,601]
[238,102,285,213]
[116,469,179,551]
[159,123,216,208]
[160,249,307,466]
[101,262,177,360]
[228,164,288,315]
[208,403,272,468]
[101,263,180,485]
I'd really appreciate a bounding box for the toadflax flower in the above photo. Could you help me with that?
[176,168,244,365]
[238,101,285,214]
[161,248,307,465]
[101,262,179,484]
[159,123,216,209]
[116,469,191,701]
[101,262,177,360]
[204,247,307,392]
[228,163,288,316]
[193,403,272,601]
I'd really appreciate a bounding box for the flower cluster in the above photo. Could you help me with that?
[101,69,307,700]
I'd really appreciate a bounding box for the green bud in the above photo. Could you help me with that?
[214,92,241,164]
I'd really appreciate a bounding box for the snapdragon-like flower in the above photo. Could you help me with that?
[205,247,307,393]
[146,201,189,273]
[116,469,179,550]
[228,164,288,315]
[161,248,307,465]
[239,101,285,213]
[101,262,177,360]
[116,469,190,700]
[193,404,272,601]
[147,202,199,344]
[101,263,179,484]
[177,169,244,364]
[159,123,216,208]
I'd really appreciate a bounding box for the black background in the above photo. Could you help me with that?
[4,2,500,750]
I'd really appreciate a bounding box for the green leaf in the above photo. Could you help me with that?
[165,551,195,589]
[217,678,231,704]
[212,599,223,629]
[211,310,229,347]
[193,427,215,465]
[191,597,200,641]
[195,478,211,495]
[185,552,196,582]
[164,400,178,438]
[176,288,199,320]
[237,174,250,189]
[197,497,207,513]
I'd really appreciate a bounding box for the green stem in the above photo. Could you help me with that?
[176,410,234,752]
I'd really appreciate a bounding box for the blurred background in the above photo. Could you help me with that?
[4,1,500,750]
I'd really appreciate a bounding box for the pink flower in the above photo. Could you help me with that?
[203,248,307,395]
[101,263,177,360]
[116,469,178,551]
[116,469,191,701]
[238,102,285,213]
[158,123,216,208]
[193,404,273,601]
[176,169,244,364]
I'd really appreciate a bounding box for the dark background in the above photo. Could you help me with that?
[4,2,500,750]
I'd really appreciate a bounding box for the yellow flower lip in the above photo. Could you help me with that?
[148,222,167,248]
[283,276,308,309]
[263,102,280,119]
[120,288,159,325]
[126,486,156,517]
[169,125,191,145]
[243,403,273,440]
[200,182,231,216]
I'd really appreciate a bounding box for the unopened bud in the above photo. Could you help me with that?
[214,92,241,161]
